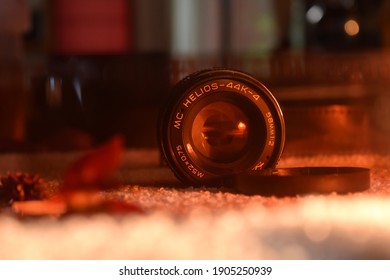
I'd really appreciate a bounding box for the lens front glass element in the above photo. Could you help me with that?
[191,101,250,163]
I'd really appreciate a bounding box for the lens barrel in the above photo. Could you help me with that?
[159,69,285,186]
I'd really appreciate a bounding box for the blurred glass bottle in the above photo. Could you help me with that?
[30,0,171,149]
[0,0,29,150]
[44,0,131,148]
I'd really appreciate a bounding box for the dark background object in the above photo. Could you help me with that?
[305,0,384,50]
[29,54,170,148]
[1,0,390,153]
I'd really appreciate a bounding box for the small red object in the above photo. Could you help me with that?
[63,135,124,191]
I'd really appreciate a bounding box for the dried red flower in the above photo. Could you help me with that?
[0,173,44,206]
[9,135,143,216]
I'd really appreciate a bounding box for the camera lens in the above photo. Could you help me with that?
[159,69,285,186]
[192,101,249,162]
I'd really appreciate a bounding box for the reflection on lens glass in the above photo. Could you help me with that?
[191,101,249,163]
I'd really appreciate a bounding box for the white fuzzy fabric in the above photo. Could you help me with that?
[0,150,389,259]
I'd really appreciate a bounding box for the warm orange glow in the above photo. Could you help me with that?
[186,143,194,154]
[237,122,246,131]
[344,19,359,36]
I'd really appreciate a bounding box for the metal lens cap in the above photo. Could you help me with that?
[233,167,370,196]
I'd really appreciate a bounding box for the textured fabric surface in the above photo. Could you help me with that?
[0,150,389,259]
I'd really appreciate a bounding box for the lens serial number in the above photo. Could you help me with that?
[212,266,272,276]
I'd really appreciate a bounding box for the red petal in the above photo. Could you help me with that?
[63,135,124,190]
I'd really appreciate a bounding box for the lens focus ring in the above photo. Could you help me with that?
[159,69,285,186]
